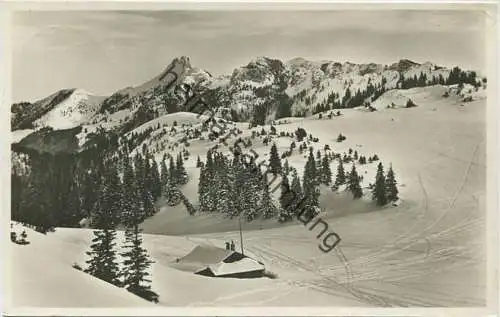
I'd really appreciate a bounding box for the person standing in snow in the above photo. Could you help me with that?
[230,240,235,251]
[225,241,230,250]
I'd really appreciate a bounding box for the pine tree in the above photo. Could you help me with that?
[168,156,177,186]
[197,165,209,212]
[261,177,277,219]
[160,156,168,194]
[385,165,399,202]
[85,165,121,286]
[150,159,161,200]
[347,164,363,199]
[62,179,82,227]
[121,208,158,301]
[121,226,154,290]
[333,159,346,189]
[215,153,235,218]
[240,161,261,222]
[143,153,154,200]
[316,150,322,180]
[198,151,216,213]
[303,148,320,208]
[278,174,294,222]
[320,156,332,186]
[165,176,180,207]
[85,229,120,285]
[290,169,304,217]
[316,150,322,163]
[122,152,140,228]
[176,153,188,185]
[372,162,387,205]
[269,143,282,175]
[134,153,155,217]
[24,157,54,232]
[283,159,290,175]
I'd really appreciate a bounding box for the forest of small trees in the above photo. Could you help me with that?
[197,136,400,224]
[12,137,189,233]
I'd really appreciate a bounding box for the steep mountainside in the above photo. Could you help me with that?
[11,56,485,151]
[87,56,482,130]
[12,88,105,131]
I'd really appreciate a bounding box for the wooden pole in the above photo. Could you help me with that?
[238,212,244,256]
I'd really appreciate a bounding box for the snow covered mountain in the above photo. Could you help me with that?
[11,56,485,151]
[89,56,482,129]
[11,88,105,131]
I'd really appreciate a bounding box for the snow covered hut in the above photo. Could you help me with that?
[174,245,265,279]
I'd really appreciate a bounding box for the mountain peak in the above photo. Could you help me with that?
[286,57,312,67]
[389,59,420,72]
[249,56,272,65]
[171,55,192,67]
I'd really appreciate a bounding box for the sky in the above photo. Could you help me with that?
[12,9,487,103]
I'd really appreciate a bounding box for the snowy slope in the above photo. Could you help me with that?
[11,129,34,143]
[9,223,155,308]
[140,84,487,306]
[9,81,488,307]
[33,89,106,130]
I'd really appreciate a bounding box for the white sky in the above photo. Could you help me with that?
[12,10,487,102]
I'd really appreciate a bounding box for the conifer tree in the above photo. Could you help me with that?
[316,150,322,180]
[150,159,161,200]
[85,228,120,285]
[24,157,54,232]
[303,148,320,208]
[62,179,82,227]
[121,152,140,228]
[372,162,387,205]
[283,159,290,175]
[240,161,261,222]
[198,151,216,213]
[176,153,188,185]
[269,143,282,175]
[143,153,154,199]
[159,156,168,193]
[278,174,294,222]
[347,164,363,199]
[385,165,399,202]
[215,153,235,217]
[197,165,209,212]
[261,178,278,219]
[168,156,177,186]
[121,199,158,301]
[85,165,121,286]
[135,153,155,217]
[334,159,346,189]
[320,155,332,186]
[290,169,304,217]
[165,176,180,207]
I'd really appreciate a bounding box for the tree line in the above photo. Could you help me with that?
[11,139,188,233]
[197,141,400,223]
